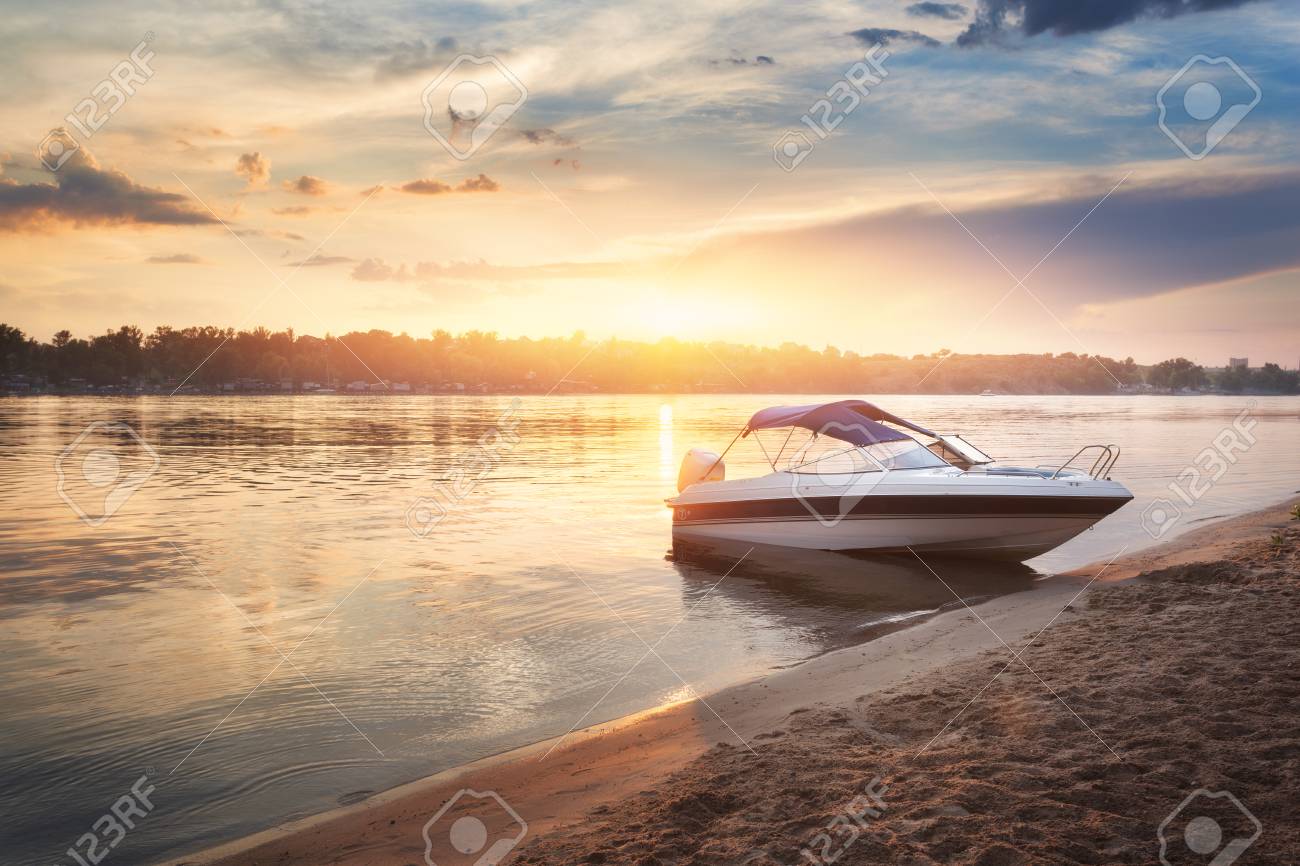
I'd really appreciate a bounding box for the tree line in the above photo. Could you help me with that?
[0,323,1295,394]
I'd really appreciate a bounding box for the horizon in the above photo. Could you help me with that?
[1,320,1293,371]
[2,1,1298,367]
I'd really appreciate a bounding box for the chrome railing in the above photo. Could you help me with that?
[1048,444,1120,480]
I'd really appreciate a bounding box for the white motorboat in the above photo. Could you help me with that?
[667,399,1132,561]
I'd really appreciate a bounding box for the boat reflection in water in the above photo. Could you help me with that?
[669,537,1042,654]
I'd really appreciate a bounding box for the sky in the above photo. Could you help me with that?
[1,0,1297,366]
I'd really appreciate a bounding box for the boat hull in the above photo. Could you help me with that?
[671,513,1109,560]
[669,484,1132,561]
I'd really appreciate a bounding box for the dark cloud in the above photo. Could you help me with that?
[957,0,1261,45]
[283,175,329,196]
[698,170,1300,308]
[907,2,969,19]
[235,151,270,186]
[285,254,352,267]
[847,28,941,48]
[519,128,577,147]
[707,55,779,67]
[374,36,459,80]
[0,146,217,233]
[146,253,205,264]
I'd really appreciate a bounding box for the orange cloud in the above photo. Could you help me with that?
[235,151,270,186]
[397,174,500,195]
[398,178,452,195]
[283,175,329,195]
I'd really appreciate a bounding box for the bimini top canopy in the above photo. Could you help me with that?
[743,399,937,447]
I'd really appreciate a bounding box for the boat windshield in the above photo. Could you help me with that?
[787,435,948,474]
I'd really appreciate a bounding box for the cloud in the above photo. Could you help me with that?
[359,184,385,197]
[457,174,499,192]
[706,55,778,67]
[270,205,317,216]
[519,128,576,147]
[283,175,329,196]
[233,228,306,241]
[0,146,217,233]
[398,178,452,195]
[373,36,458,80]
[397,175,500,194]
[349,257,630,283]
[352,258,418,281]
[957,0,1262,45]
[285,254,352,267]
[678,170,1300,313]
[847,28,941,48]
[146,253,206,264]
[907,2,969,19]
[235,152,270,186]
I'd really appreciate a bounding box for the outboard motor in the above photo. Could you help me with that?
[677,448,725,493]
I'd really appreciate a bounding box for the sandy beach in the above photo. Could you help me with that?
[174,498,1300,866]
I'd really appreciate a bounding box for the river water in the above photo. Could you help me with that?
[1,394,1296,864]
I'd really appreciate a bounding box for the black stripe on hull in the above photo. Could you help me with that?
[672,494,1131,524]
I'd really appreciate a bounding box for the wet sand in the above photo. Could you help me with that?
[174,499,1300,866]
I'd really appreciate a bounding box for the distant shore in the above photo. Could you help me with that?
[6,388,1296,397]
[170,496,1300,866]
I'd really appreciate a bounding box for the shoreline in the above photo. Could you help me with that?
[167,498,1299,866]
